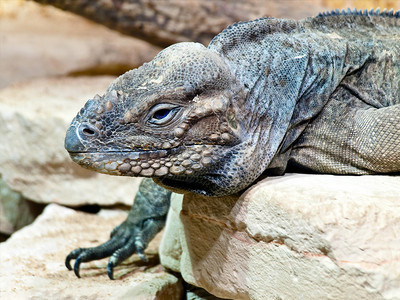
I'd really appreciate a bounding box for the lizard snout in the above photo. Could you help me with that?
[65,123,98,153]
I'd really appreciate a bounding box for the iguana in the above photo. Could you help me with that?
[64,9,400,279]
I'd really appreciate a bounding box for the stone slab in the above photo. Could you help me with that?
[160,174,400,300]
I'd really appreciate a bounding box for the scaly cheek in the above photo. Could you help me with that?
[182,114,238,146]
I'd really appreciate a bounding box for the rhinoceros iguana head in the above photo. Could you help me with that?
[65,42,256,196]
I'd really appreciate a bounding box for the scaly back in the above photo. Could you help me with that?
[208,8,399,173]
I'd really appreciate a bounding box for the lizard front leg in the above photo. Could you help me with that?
[290,87,400,175]
[65,178,171,279]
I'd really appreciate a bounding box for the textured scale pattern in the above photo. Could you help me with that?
[290,90,400,174]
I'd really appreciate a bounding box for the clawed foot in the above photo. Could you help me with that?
[66,216,164,279]
[66,178,171,279]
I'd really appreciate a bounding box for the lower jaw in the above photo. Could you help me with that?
[154,176,225,197]
[67,146,230,195]
[69,152,219,195]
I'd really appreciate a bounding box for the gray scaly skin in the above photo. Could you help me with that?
[65,9,400,279]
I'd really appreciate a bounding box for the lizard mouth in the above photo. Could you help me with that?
[68,147,178,175]
[68,147,176,161]
[68,145,216,178]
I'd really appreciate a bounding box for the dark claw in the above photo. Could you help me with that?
[136,247,148,262]
[65,255,73,271]
[65,248,83,271]
[74,257,82,278]
[107,261,115,280]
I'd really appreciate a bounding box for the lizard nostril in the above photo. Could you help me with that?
[82,127,95,136]
[79,123,99,138]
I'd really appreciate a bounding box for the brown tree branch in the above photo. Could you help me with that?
[32,0,264,48]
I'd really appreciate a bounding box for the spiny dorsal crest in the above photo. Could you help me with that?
[314,8,400,28]
[209,7,399,53]
[318,7,400,18]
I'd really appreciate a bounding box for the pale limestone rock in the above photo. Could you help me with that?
[160,174,400,300]
[0,76,141,206]
[0,204,183,299]
[160,193,184,271]
[0,0,160,88]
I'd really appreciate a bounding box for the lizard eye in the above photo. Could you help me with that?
[153,109,171,120]
[148,104,180,125]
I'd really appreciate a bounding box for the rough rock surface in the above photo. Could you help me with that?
[0,178,44,236]
[0,0,160,88]
[0,204,183,299]
[0,76,141,206]
[160,174,400,300]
